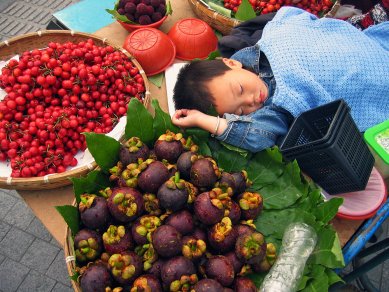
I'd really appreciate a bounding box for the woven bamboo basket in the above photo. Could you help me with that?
[188,0,341,35]
[0,30,151,191]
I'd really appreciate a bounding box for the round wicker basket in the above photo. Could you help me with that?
[64,219,82,292]
[0,30,150,190]
[187,0,342,35]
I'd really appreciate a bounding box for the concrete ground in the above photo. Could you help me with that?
[0,0,388,291]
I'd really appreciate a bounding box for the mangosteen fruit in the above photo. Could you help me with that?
[192,227,207,243]
[102,225,134,255]
[224,251,244,275]
[231,170,252,195]
[154,130,184,163]
[181,136,199,152]
[194,190,224,225]
[152,225,182,258]
[79,194,111,230]
[80,263,112,292]
[204,255,235,287]
[74,229,103,264]
[157,172,188,212]
[237,191,263,220]
[252,243,277,273]
[143,193,162,216]
[131,274,162,292]
[131,215,162,246]
[234,276,257,292]
[207,217,238,253]
[107,187,144,223]
[138,160,170,194]
[226,200,241,224]
[235,231,267,265]
[147,258,166,280]
[161,256,197,290]
[108,251,143,285]
[165,209,194,235]
[135,243,158,272]
[119,137,150,167]
[176,151,198,180]
[190,157,220,189]
[182,235,207,261]
[235,223,256,237]
[191,278,224,292]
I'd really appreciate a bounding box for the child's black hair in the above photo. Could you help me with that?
[173,59,231,113]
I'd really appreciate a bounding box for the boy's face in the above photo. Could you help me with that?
[207,58,269,116]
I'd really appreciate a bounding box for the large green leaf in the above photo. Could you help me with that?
[84,133,120,172]
[216,144,250,172]
[71,170,112,202]
[247,147,284,188]
[259,160,308,209]
[55,205,79,236]
[312,198,343,224]
[125,98,154,146]
[235,0,256,21]
[152,99,180,138]
[302,265,328,292]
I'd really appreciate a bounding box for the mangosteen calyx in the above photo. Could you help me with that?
[236,231,266,262]
[212,217,234,242]
[108,253,138,282]
[170,274,198,292]
[109,161,124,182]
[182,238,206,260]
[181,136,199,152]
[135,243,158,271]
[78,194,96,211]
[239,191,263,211]
[136,216,161,241]
[143,193,162,216]
[112,192,139,218]
[103,225,126,245]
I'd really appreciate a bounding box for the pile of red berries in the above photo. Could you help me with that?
[116,0,167,25]
[223,0,334,16]
[0,39,146,178]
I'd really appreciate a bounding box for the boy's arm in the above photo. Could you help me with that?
[172,109,227,136]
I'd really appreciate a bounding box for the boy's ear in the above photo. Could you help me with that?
[222,58,243,69]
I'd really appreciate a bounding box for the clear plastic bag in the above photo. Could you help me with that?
[259,222,317,292]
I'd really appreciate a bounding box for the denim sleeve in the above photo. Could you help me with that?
[216,105,291,152]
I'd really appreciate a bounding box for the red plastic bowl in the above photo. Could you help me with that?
[123,27,176,76]
[167,18,218,60]
[118,15,168,33]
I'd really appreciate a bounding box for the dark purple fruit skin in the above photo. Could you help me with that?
[190,158,218,189]
[131,219,147,246]
[235,231,266,265]
[74,229,103,263]
[103,226,134,255]
[154,140,183,163]
[234,276,257,292]
[192,227,207,243]
[207,224,237,253]
[165,209,194,235]
[227,200,241,225]
[147,258,165,280]
[107,187,144,223]
[138,161,170,193]
[80,196,111,230]
[119,143,149,167]
[194,192,224,225]
[157,184,188,212]
[224,251,244,274]
[80,263,112,292]
[176,151,196,180]
[235,224,255,237]
[161,256,196,287]
[152,225,182,258]
[132,274,162,292]
[232,172,248,195]
[191,278,224,292]
[204,255,235,287]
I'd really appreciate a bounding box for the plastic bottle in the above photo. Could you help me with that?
[259,222,318,292]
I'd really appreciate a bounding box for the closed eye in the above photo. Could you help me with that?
[240,84,243,95]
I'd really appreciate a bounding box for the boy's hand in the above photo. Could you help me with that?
[172,109,205,128]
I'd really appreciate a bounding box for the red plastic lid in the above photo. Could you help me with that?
[168,18,218,60]
[123,28,176,76]
[322,167,387,220]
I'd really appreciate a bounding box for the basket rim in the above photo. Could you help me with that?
[0,30,151,190]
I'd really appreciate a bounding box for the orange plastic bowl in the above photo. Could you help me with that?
[118,15,168,33]
[168,18,218,61]
[123,27,176,76]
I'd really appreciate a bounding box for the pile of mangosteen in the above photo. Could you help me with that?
[74,130,277,292]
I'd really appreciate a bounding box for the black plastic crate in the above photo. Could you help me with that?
[280,99,375,194]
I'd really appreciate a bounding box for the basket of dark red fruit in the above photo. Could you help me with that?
[0,30,150,190]
[106,0,172,32]
[187,0,341,35]
[59,98,346,291]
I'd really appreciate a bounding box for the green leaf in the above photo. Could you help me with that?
[313,197,343,224]
[206,50,222,60]
[71,170,112,203]
[84,133,120,171]
[166,1,173,15]
[247,271,266,288]
[105,8,134,23]
[247,147,284,188]
[260,160,308,209]
[216,144,250,172]
[55,205,79,236]
[208,1,232,17]
[125,98,154,146]
[152,99,180,138]
[148,73,164,88]
[235,0,256,21]
[302,265,328,292]
[310,226,345,268]
[325,268,344,286]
